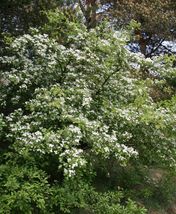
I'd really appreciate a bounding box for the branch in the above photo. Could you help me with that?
[95,69,119,95]
[146,38,165,57]
[78,0,86,15]
[160,44,176,55]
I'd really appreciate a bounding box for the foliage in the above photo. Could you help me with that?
[76,0,176,56]
[0,10,176,213]
[1,0,175,57]
[109,0,175,37]
[102,0,176,56]
[0,0,59,35]
[0,163,51,213]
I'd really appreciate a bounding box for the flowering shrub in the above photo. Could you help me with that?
[0,12,176,213]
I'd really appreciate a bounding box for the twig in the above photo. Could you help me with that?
[146,38,165,57]
[95,69,119,95]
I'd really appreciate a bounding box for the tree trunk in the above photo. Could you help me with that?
[79,0,98,29]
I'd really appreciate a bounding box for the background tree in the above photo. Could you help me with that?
[0,0,61,49]
[77,0,176,56]
[101,0,176,56]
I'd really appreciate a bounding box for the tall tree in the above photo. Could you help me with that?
[0,0,59,36]
[102,0,176,56]
[77,0,176,56]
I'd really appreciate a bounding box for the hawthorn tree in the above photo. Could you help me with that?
[0,10,176,213]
